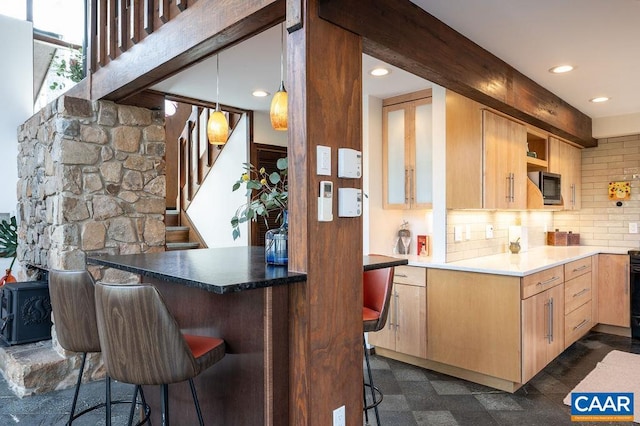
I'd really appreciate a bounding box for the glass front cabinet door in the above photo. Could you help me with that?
[382,91,433,209]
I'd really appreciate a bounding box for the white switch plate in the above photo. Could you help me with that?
[454,226,462,242]
[316,145,331,176]
[630,223,638,234]
[333,405,345,426]
[486,224,494,239]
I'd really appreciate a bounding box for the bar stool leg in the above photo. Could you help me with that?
[188,378,204,426]
[68,352,87,425]
[363,338,381,426]
[105,376,112,426]
[161,384,170,426]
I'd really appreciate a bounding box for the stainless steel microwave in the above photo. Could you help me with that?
[528,171,562,205]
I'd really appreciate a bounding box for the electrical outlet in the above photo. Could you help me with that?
[454,226,463,242]
[486,224,494,239]
[333,405,345,426]
[630,223,638,234]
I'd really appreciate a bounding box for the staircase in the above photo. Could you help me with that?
[165,209,200,251]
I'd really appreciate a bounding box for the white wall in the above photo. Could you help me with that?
[254,110,287,147]
[187,115,250,247]
[0,15,33,215]
[593,113,640,139]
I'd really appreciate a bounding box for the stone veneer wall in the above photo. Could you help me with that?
[17,96,166,278]
[3,96,166,396]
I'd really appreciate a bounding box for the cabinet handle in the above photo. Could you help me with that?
[549,297,554,343]
[571,183,576,206]
[511,173,515,202]
[394,291,399,330]
[395,273,408,278]
[410,168,415,205]
[545,299,551,343]
[573,318,589,331]
[572,288,589,298]
[404,169,410,204]
[572,265,588,272]
[536,276,560,286]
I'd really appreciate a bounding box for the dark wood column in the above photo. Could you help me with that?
[288,0,364,424]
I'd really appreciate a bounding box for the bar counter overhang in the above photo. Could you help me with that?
[88,247,407,424]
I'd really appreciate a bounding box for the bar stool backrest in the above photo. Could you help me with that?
[49,270,101,353]
[94,283,199,386]
[363,267,394,333]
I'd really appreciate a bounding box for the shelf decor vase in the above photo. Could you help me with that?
[0,268,17,286]
[265,211,288,265]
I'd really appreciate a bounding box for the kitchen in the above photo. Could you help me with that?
[3,0,640,424]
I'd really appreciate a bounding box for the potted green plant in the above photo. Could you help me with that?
[231,157,288,264]
[0,216,18,285]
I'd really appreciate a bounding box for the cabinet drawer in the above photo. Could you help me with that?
[522,265,564,299]
[564,273,592,314]
[394,266,426,287]
[565,257,592,281]
[565,300,592,348]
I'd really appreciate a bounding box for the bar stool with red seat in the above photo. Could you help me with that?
[94,282,226,426]
[362,266,394,426]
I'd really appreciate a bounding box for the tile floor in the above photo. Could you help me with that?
[0,331,638,425]
[365,331,640,425]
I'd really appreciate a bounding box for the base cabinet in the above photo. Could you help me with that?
[368,266,427,359]
[598,254,630,327]
[521,284,564,383]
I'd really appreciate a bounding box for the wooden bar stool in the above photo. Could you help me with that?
[48,270,149,425]
[94,283,226,426]
[362,267,395,426]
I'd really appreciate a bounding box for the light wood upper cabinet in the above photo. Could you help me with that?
[445,91,483,209]
[483,110,528,209]
[548,136,582,210]
[382,90,433,209]
[598,254,630,327]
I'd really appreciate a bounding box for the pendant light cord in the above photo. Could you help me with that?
[216,54,220,111]
[279,23,285,90]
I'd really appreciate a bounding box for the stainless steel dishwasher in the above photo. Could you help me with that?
[629,250,640,339]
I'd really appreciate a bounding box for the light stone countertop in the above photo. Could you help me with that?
[386,246,633,277]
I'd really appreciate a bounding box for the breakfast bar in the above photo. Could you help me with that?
[88,247,406,425]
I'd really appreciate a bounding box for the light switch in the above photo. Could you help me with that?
[316,145,331,176]
[630,223,638,234]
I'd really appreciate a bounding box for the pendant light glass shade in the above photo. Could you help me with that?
[208,54,229,145]
[270,24,288,131]
[270,82,288,131]
[207,109,229,145]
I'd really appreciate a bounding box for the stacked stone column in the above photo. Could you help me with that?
[17,96,166,283]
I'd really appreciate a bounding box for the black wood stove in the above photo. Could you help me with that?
[1,280,52,345]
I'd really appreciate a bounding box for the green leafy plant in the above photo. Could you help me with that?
[231,157,288,240]
[0,216,18,270]
[49,47,84,91]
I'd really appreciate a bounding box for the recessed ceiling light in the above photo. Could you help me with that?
[369,67,390,77]
[549,65,574,74]
[590,97,610,103]
[252,90,270,97]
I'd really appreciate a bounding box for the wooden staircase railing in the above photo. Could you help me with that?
[178,105,243,212]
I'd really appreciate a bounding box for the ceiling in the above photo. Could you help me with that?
[153,1,640,121]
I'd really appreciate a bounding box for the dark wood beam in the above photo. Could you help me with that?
[90,0,284,103]
[288,0,364,424]
[318,0,596,147]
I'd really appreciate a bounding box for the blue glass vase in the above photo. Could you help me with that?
[265,211,288,265]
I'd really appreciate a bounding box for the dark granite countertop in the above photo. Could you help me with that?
[88,247,407,294]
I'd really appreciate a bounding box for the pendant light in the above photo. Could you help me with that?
[208,54,229,145]
[270,24,288,131]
